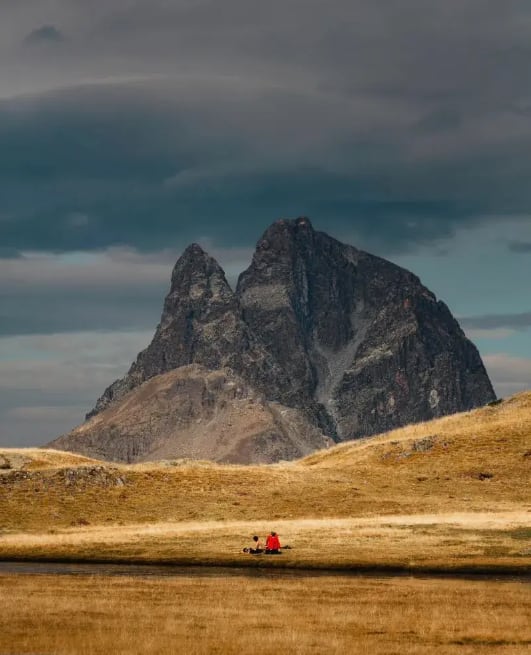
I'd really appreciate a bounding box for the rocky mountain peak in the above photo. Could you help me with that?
[167,243,233,306]
[248,217,317,274]
[73,218,495,462]
[237,219,495,440]
[87,239,290,418]
[171,242,218,278]
[178,241,208,258]
[260,216,315,241]
[162,243,236,329]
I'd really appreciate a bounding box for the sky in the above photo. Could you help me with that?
[0,0,530,446]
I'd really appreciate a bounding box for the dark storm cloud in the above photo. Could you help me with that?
[23,25,66,47]
[508,241,531,253]
[0,1,530,255]
[461,312,531,331]
[0,82,529,256]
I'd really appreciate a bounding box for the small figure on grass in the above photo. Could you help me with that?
[242,531,292,555]
[243,535,263,554]
[265,531,281,554]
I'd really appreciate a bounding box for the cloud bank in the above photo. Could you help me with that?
[0,1,531,255]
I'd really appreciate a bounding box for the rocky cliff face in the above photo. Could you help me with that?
[88,243,289,418]
[52,218,495,463]
[237,217,496,439]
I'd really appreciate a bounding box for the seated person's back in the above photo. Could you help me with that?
[266,532,281,553]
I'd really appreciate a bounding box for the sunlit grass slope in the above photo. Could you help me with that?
[1,574,529,655]
[1,392,529,572]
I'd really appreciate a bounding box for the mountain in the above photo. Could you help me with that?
[237,218,495,439]
[86,243,290,418]
[53,365,327,464]
[49,218,495,463]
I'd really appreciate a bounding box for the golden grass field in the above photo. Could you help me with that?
[0,392,529,653]
[1,391,529,572]
[0,572,529,655]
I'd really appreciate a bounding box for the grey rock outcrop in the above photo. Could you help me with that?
[237,217,495,439]
[53,366,328,464]
[52,217,495,463]
[88,243,289,418]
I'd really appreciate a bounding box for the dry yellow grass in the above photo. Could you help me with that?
[0,447,99,470]
[0,572,529,655]
[0,513,529,573]
[1,392,529,572]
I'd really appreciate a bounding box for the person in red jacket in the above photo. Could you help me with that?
[265,531,281,554]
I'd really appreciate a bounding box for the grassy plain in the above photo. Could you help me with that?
[0,391,530,572]
[0,392,529,654]
[0,572,529,655]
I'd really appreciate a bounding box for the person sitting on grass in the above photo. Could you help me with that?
[265,531,281,554]
[243,535,263,554]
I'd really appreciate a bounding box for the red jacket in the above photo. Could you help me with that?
[266,534,281,550]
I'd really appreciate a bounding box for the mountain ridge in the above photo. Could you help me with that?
[50,217,495,463]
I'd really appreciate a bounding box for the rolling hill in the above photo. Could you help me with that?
[1,392,529,573]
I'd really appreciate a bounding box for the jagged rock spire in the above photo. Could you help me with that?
[237,217,495,439]
[87,217,495,445]
[87,240,291,418]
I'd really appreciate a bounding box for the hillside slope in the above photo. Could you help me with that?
[2,392,529,572]
[49,365,328,464]
[3,391,529,530]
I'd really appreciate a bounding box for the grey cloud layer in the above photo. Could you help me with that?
[0,1,530,254]
[483,354,531,399]
[23,25,66,46]
[508,241,531,253]
[0,245,252,335]
[0,330,151,445]
[0,248,174,335]
[461,312,531,331]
